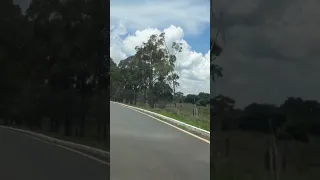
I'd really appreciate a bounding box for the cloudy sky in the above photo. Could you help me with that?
[15,0,320,108]
[111,0,210,95]
[14,0,210,95]
[212,0,320,108]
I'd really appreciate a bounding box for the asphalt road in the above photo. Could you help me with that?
[110,102,210,180]
[0,127,109,180]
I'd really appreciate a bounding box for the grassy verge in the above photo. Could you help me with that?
[212,131,320,180]
[129,103,210,131]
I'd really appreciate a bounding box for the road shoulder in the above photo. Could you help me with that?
[112,101,210,142]
[0,125,109,165]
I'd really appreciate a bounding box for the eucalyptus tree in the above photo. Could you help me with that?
[134,32,182,107]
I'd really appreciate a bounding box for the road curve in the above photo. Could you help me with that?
[0,127,109,180]
[110,102,210,180]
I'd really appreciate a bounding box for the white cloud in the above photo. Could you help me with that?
[110,0,210,95]
[110,0,210,35]
[110,23,210,95]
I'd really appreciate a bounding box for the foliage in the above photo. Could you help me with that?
[110,32,186,107]
[210,37,223,82]
[212,93,320,142]
[0,0,108,143]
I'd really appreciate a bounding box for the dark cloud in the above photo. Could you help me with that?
[211,0,320,108]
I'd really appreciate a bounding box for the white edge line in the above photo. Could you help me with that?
[117,103,210,144]
[24,133,110,166]
[0,125,109,156]
[0,126,110,165]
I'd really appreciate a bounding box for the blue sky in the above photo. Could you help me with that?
[121,26,210,55]
[184,26,210,54]
[110,0,210,95]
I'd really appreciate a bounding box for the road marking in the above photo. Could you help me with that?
[119,104,210,144]
[54,144,110,166]
[12,131,110,166]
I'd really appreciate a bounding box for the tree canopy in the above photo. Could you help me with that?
[109,32,207,108]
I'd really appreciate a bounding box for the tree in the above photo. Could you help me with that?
[134,32,182,107]
[166,41,182,102]
[210,94,235,131]
[211,94,235,113]
[20,0,108,139]
[0,0,109,153]
[0,0,32,123]
[175,91,184,103]
[210,15,223,82]
[167,73,180,101]
[110,57,122,100]
[197,92,210,106]
[184,94,199,104]
[240,103,286,133]
[211,63,223,82]
[152,76,173,103]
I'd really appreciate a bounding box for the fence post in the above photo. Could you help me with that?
[193,104,199,118]
[282,143,287,172]
[225,137,230,157]
[264,140,270,170]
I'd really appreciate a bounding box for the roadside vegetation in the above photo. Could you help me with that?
[211,95,320,180]
[134,102,210,131]
[0,0,109,151]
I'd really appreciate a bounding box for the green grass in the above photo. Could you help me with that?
[212,131,320,180]
[130,103,210,131]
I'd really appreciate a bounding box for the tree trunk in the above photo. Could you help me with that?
[148,91,154,108]
[97,119,101,141]
[148,78,154,108]
[64,91,71,136]
[55,119,60,134]
[173,82,176,107]
[103,121,107,141]
[80,115,85,137]
[144,87,147,104]
[3,118,8,125]
[80,90,86,137]
[64,112,70,136]
[97,92,102,141]
[49,118,54,132]
[134,90,136,105]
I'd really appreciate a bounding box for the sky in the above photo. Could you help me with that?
[13,0,210,95]
[15,0,320,108]
[111,0,210,95]
[212,0,320,108]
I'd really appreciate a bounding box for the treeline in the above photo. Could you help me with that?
[212,95,320,142]
[0,0,109,142]
[110,54,210,107]
[176,92,210,106]
[110,33,186,107]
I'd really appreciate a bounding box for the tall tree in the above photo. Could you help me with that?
[167,73,180,103]
[134,32,182,107]
[0,0,31,123]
